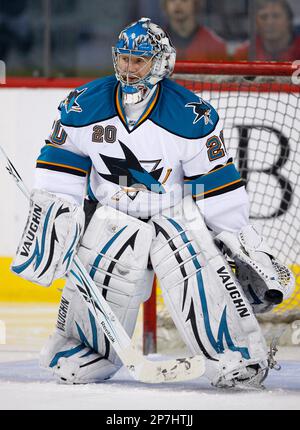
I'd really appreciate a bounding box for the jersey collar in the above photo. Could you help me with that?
[115,82,160,133]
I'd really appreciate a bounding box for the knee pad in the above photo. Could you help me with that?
[150,196,268,385]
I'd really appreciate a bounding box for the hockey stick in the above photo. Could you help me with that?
[0,145,205,383]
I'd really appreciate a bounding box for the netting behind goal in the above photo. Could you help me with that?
[143,61,300,353]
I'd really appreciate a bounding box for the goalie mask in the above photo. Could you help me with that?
[112,17,176,104]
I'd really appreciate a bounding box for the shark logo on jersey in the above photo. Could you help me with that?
[98,141,166,199]
[62,88,87,114]
[185,99,213,126]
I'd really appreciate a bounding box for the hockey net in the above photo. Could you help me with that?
[143,61,300,353]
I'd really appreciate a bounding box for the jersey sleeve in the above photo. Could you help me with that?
[34,108,92,206]
[182,121,250,233]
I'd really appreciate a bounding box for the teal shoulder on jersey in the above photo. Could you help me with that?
[59,76,117,128]
[60,75,219,139]
[152,78,219,139]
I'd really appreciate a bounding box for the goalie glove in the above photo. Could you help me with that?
[216,224,295,313]
[11,189,84,287]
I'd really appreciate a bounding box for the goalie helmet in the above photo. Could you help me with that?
[112,17,176,104]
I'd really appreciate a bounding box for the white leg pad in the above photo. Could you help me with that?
[150,196,268,387]
[40,205,154,383]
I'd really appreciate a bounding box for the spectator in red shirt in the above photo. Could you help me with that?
[161,0,227,61]
[234,0,300,61]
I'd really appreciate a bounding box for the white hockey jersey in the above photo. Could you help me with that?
[35,76,250,233]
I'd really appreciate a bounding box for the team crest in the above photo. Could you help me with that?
[98,141,169,201]
[62,88,87,114]
[185,99,213,126]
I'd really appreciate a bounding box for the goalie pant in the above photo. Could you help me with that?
[40,196,268,385]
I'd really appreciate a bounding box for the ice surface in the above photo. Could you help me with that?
[0,304,299,410]
[0,357,299,410]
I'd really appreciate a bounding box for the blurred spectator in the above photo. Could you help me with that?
[0,0,33,61]
[161,0,227,61]
[234,0,300,61]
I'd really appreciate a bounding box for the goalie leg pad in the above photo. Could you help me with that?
[150,196,268,387]
[41,205,154,383]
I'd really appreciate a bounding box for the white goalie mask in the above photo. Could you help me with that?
[112,17,176,104]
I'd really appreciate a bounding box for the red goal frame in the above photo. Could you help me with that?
[3,60,300,90]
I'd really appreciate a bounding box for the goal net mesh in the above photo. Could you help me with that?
[145,63,300,351]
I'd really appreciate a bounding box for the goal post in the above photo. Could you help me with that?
[143,61,300,355]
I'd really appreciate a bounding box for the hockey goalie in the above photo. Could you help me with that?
[11,18,294,388]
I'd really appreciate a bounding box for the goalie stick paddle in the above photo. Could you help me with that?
[0,145,205,384]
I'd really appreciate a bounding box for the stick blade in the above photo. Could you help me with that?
[129,355,205,384]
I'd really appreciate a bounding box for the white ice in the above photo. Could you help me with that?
[0,304,299,410]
